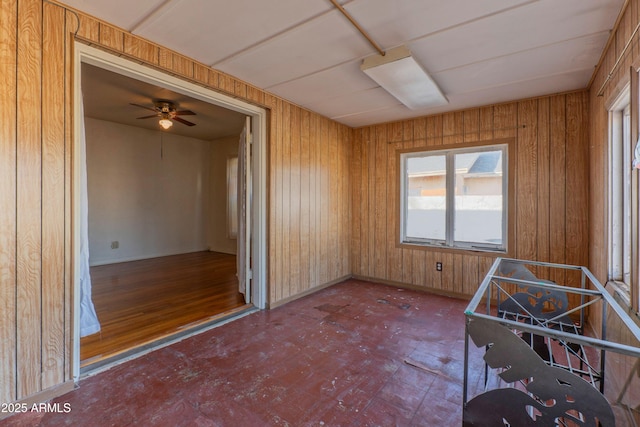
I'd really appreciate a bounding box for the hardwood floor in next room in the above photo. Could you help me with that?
[80,251,248,366]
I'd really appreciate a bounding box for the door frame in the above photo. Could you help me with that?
[72,43,268,380]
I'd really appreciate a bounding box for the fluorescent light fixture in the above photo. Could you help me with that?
[361,45,447,110]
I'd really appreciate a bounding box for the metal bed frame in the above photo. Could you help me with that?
[463,258,640,426]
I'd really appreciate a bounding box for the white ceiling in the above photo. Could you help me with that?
[64,0,623,128]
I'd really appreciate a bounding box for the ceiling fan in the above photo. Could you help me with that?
[130,100,196,129]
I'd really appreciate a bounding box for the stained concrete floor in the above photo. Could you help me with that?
[5,279,486,426]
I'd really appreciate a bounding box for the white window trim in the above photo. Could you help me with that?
[400,143,508,252]
[608,87,632,293]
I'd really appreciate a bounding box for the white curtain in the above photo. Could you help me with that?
[79,89,101,337]
[237,124,247,298]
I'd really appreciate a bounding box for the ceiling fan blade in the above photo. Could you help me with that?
[174,110,196,116]
[136,114,159,119]
[173,116,196,126]
[130,103,158,112]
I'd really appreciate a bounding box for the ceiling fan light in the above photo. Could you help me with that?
[159,118,173,130]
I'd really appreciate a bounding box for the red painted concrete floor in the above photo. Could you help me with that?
[5,279,486,426]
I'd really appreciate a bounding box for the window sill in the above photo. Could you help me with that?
[397,241,509,257]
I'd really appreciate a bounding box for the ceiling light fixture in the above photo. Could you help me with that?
[159,116,173,130]
[361,45,448,110]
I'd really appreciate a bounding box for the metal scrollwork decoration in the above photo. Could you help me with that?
[463,317,615,426]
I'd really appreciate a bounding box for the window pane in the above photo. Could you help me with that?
[405,155,446,241]
[453,150,503,246]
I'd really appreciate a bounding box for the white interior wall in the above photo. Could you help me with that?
[85,117,211,265]
[207,135,240,254]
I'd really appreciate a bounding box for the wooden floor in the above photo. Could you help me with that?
[80,251,247,366]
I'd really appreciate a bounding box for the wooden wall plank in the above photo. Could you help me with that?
[98,23,123,52]
[41,1,66,390]
[516,99,538,262]
[565,92,589,284]
[537,97,551,279]
[299,109,311,288]
[0,0,18,404]
[309,113,319,287]
[401,128,413,285]
[387,131,403,284]
[289,106,301,295]
[281,100,291,297]
[271,98,281,302]
[550,95,567,285]
[360,128,371,277]
[374,125,388,279]
[320,117,330,284]
[64,8,74,382]
[123,34,158,65]
[75,14,99,42]
[351,130,362,277]
[16,0,43,398]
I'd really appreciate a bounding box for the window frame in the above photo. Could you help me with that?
[398,139,514,255]
[608,69,640,315]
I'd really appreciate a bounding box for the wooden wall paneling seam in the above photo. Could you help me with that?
[320,117,329,285]
[123,34,158,66]
[279,101,290,298]
[0,0,18,404]
[98,22,123,52]
[387,130,402,284]
[308,112,318,288]
[366,126,376,278]
[516,99,538,263]
[359,128,370,278]
[16,0,43,398]
[565,92,590,288]
[313,113,322,287]
[270,98,280,302]
[300,109,311,293]
[550,95,567,285]
[41,1,66,390]
[374,125,387,280]
[329,121,343,277]
[537,97,551,280]
[351,130,362,276]
[289,106,301,296]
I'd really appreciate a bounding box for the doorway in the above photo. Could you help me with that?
[73,44,267,378]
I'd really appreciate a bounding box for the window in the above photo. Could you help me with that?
[609,99,632,290]
[400,143,508,252]
[607,81,640,316]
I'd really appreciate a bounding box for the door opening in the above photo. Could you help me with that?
[73,43,267,377]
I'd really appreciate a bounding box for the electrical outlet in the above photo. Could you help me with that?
[436,262,442,271]
[111,241,119,249]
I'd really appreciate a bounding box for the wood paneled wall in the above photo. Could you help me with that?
[1,0,73,405]
[351,92,590,298]
[588,0,640,412]
[589,0,640,285]
[0,0,351,405]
